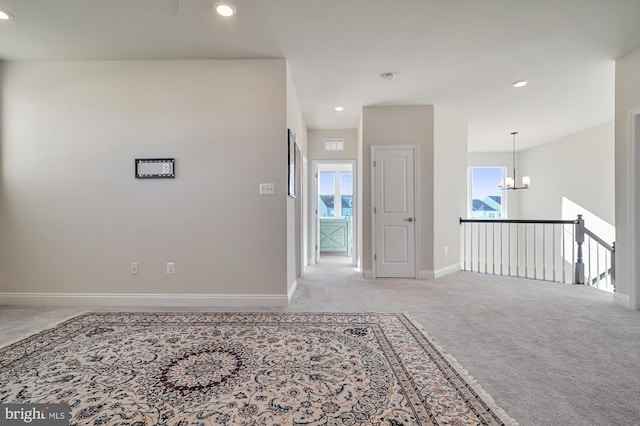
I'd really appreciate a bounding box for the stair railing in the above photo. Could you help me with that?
[459,215,615,292]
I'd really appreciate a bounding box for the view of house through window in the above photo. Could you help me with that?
[470,167,505,218]
[319,171,353,217]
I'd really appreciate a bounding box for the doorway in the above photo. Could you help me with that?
[313,161,357,265]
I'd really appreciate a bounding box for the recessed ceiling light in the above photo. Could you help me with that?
[380,72,397,81]
[0,8,13,20]
[512,80,528,88]
[334,106,344,112]
[214,2,236,17]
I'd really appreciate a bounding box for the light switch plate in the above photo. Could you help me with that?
[260,183,275,195]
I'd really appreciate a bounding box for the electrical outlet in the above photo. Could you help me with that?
[444,246,448,255]
[166,262,175,275]
[259,183,275,195]
[130,262,139,275]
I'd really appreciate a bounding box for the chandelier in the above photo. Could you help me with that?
[498,131,530,190]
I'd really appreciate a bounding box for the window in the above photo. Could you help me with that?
[319,171,353,217]
[319,172,336,217]
[469,167,505,219]
[340,173,353,217]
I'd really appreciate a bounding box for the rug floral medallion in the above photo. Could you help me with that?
[0,312,515,425]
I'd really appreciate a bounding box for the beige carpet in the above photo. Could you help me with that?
[0,312,516,425]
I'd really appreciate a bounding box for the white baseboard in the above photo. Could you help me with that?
[613,292,631,308]
[434,263,462,278]
[419,263,462,280]
[0,293,290,308]
[362,270,373,278]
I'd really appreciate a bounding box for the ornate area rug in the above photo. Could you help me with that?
[0,312,516,425]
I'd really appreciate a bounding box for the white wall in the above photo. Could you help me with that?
[0,59,290,305]
[615,46,640,309]
[361,105,467,278]
[361,106,435,276]
[467,122,614,226]
[433,106,467,275]
[519,122,614,224]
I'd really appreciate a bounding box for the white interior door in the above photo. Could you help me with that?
[374,147,416,277]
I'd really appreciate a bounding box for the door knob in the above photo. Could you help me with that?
[404,217,414,222]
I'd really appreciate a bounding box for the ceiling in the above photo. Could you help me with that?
[1,0,639,151]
